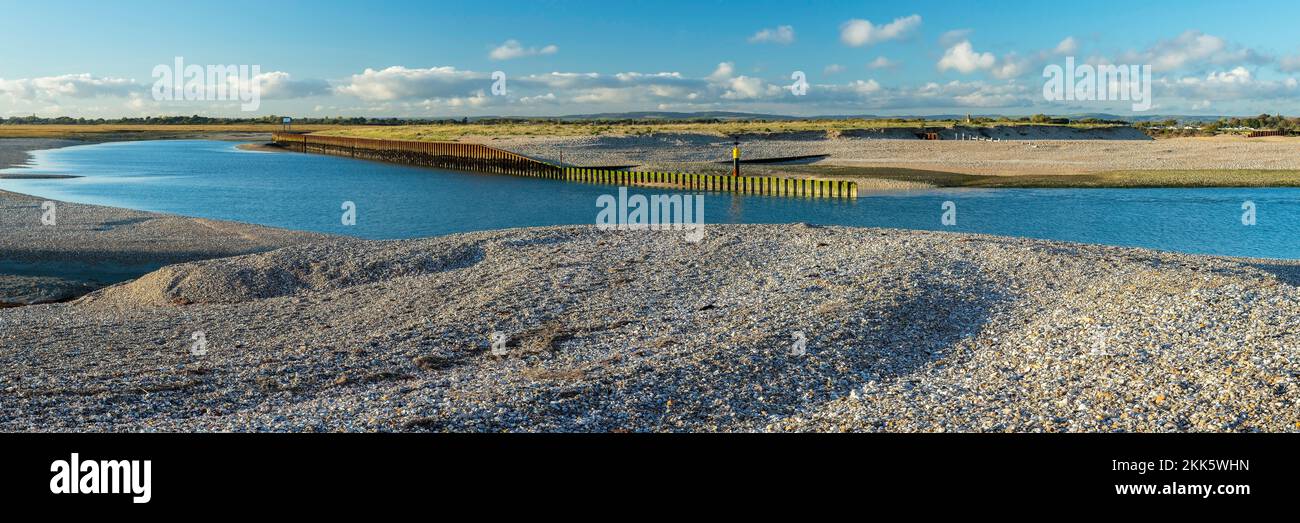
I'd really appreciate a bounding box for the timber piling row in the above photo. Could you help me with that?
[272,132,857,198]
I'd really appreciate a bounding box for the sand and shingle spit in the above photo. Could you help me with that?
[473,133,1300,176]
[0,190,328,304]
[2,223,1297,432]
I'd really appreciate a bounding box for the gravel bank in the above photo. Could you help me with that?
[3,224,1297,432]
[0,138,81,170]
[0,190,329,304]
[470,134,1300,176]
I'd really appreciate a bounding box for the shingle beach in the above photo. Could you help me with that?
[4,223,1297,432]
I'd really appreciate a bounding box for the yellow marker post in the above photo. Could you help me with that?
[731,143,740,177]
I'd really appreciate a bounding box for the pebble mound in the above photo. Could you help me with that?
[85,237,485,307]
[3,224,1298,433]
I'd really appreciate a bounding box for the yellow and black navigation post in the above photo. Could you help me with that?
[731,141,740,177]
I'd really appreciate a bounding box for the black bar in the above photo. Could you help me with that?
[1,434,1291,514]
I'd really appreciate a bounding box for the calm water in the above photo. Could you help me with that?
[3,139,1298,258]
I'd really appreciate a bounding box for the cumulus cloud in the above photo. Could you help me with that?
[1158,66,1298,104]
[1279,54,1300,73]
[332,64,720,111]
[26,48,1300,117]
[334,66,494,101]
[1205,67,1253,84]
[707,62,735,82]
[840,15,921,47]
[0,69,335,116]
[0,73,137,100]
[802,78,1031,109]
[845,79,882,95]
[937,41,995,73]
[990,53,1031,79]
[488,39,558,60]
[251,71,331,99]
[1054,36,1079,55]
[536,71,704,104]
[704,61,780,99]
[725,76,783,99]
[868,56,898,70]
[748,25,795,44]
[322,59,1043,115]
[1122,30,1268,72]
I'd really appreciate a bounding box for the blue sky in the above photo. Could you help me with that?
[3,0,1299,117]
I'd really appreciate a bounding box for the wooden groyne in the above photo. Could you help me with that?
[561,168,857,198]
[272,132,563,178]
[272,133,856,198]
[1246,130,1286,138]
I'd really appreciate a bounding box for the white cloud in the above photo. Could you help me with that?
[937,41,995,73]
[488,39,558,60]
[868,56,898,70]
[0,73,137,100]
[334,66,490,101]
[1054,37,1079,55]
[21,49,1300,118]
[284,61,1039,114]
[748,25,795,44]
[1123,30,1268,72]
[1279,54,1300,72]
[846,79,881,94]
[250,71,330,99]
[701,61,779,100]
[1159,66,1298,104]
[802,78,1031,109]
[1205,66,1253,84]
[518,93,558,104]
[721,76,781,100]
[707,62,735,82]
[840,15,921,47]
[990,53,1031,79]
[419,93,492,109]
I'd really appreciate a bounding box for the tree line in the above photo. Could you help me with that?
[0,115,470,126]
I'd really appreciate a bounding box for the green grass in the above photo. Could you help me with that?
[785,166,1300,189]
